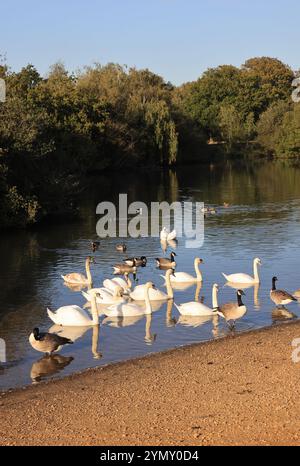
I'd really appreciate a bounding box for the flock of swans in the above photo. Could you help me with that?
[29,228,300,356]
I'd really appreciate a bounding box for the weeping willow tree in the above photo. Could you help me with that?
[144,99,178,165]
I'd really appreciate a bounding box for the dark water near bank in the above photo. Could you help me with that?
[1,160,300,390]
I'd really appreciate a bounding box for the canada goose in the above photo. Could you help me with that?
[156,251,176,268]
[103,282,156,317]
[160,227,177,241]
[270,277,297,307]
[29,328,73,355]
[47,291,100,326]
[116,243,127,252]
[124,256,147,267]
[113,261,137,275]
[174,284,219,317]
[30,354,74,383]
[163,257,203,283]
[82,286,126,305]
[130,269,174,301]
[91,241,100,252]
[215,290,247,329]
[103,273,132,294]
[222,258,262,284]
[61,256,94,286]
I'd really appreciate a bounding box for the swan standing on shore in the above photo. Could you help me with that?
[103,282,156,317]
[47,291,100,326]
[222,258,262,284]
[130,269,174,301]
[61,256,94,286]
[174,284,219,316]
[163,257,204,283]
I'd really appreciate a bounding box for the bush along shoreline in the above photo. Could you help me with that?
[0,57,299,230]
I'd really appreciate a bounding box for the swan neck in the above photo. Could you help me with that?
[166,273,174,298]
[195,260,203,280]
[86,260,92,284]
[253,261,259,282]
[212,287,219,309]
[126,275,132,289]
[90,295,99,325]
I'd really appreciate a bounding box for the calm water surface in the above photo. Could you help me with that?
[1,160,300,390]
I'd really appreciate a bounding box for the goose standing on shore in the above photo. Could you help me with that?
[47,291,100,326]
[164,257,204,283]
[215,290,247,329]
[174,283,219,317]
[103,282,156,317]
[270,277,297,308]
[222,258,262,284]
[130,269,174,301]
[61,256,94,286]
[29,328,73,355]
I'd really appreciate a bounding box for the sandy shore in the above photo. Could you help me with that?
[1,321,300,446]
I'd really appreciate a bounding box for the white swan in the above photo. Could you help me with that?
[160,227,177,241]
[162,257,203,283]
[47,291,100,326]
[174,284,219,316]
[103,282,155,317]
[103,273,132,294]
[222,258,262,284]
[130,269,174,301]
[82,285,126,305]
[61,256,94,285]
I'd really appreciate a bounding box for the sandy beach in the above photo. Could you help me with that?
[1,321,300,446]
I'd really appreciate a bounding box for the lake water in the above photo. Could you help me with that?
[1,159,300,390]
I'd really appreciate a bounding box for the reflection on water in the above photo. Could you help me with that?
[31,354,74,384]
[1,160,300,389]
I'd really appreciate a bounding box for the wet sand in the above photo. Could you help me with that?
[1,321,300,446]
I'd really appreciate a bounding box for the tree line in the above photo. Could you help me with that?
[0,56,299,229]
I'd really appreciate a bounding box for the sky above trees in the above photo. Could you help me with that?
[0,0,299,85]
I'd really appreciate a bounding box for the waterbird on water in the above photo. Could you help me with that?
[47,291,100,326]
[156,251,176,268]
[91,241,100,252]
[163,257,203,283]
[222,258,262,284]
[61,256,95,285]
